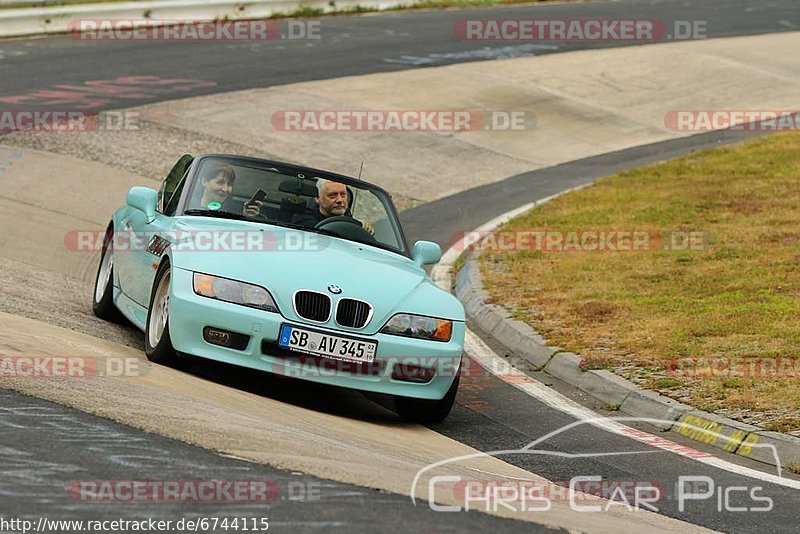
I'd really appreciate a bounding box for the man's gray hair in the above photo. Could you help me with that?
[315,178,329,197]
[316,178,347,197]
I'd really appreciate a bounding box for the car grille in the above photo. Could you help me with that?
[335,298,372,329]
[294,291,331,322]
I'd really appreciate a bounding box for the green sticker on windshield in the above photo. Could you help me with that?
[206,201,222,210]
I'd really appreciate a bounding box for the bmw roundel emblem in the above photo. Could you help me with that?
[327,285,342,294]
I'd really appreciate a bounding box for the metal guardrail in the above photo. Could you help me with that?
[0,0,140,7]
[0,0,401,38]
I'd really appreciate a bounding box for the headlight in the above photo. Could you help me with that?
[380,313,452,342]
[193,273,279,313]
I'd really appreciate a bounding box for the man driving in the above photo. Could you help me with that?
[294,178,373,234]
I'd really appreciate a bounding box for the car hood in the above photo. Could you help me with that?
[168,218,465,330]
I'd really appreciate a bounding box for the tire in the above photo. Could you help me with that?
[145,261,180,366]
[92,225,124,322]
[393,371,460,424]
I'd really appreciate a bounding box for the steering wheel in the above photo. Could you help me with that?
[315,215,361,227]
[314,215,375,242]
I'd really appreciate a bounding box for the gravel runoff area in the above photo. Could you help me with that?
[0,117,425,212]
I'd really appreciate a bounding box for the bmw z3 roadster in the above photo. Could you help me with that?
[92,154,465,422]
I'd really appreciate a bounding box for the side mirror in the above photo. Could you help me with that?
[411,240,442,266]
[126,186,158,223]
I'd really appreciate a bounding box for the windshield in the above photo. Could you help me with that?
[182,156,406,254]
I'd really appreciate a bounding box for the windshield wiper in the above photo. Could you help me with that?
[183,209,251,221]
[351,237,401,254]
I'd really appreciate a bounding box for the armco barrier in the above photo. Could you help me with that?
[0,0,402,38]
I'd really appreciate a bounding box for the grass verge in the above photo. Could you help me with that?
[2,0,565,12]
[479,131,800,432]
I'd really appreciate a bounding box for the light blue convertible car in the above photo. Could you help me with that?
[93,154,465,422]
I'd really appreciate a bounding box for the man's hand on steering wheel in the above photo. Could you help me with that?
[314,215,375,240]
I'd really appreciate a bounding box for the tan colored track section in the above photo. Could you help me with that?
[6,31,798,531]
[136,32,800,200]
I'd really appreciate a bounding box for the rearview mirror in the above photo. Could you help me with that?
[411,240,442,266]
[126,186,158,223]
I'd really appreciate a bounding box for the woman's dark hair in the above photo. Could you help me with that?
[203,162,236,183]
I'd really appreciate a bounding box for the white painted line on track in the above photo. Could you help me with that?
[464,328,800,491]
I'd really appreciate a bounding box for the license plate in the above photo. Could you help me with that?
[278,324,377,363]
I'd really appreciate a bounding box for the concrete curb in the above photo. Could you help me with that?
[0,0,403,38]
[434,188,800,472]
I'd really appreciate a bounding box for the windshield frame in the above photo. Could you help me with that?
[173,154,410,257]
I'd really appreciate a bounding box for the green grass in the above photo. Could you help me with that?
[273,0,562,17]
[649,377,683,390]
[480,131,800,425]
[2,0,563,11]
[452,252,468,276]
[390,0,498,9]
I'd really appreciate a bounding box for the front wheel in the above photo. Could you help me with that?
[92,226,124,322]
[393,372,460,424]
[145,261,180,366]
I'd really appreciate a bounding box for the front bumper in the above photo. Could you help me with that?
[168,267,464,400]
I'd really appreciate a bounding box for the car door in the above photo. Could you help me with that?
[122,210,173,307]
[118,155,192,306]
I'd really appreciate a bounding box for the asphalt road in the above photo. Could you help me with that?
[0,390,553,533]
[0,0,797,111]
[2,0,800,531]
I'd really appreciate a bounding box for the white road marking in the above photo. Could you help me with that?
[384,44,559,65]
[462,467,533,481]
[0,50,26,60]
